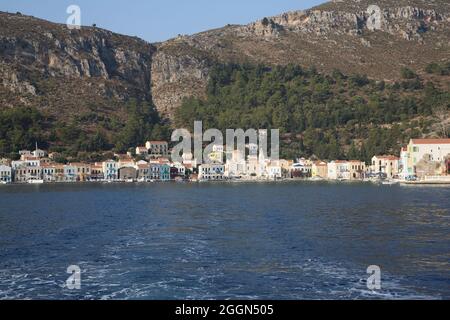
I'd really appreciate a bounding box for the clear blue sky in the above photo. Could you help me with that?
[0,0,326,42]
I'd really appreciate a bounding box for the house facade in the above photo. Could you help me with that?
[63,165,77,182]
[0,165,12,183]
[404,139,450,178]
[348,160,366,180]
[312,161,328,179]
[71,163,92,182]
[103,160,118,181]
[136,146,149,157]
[119,166,138,181]
[199,164,225,181]
[371,156,400,179]
[327,161,349,180]
[146,141,169,159]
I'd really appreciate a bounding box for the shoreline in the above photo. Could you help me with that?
[2,178,450,187]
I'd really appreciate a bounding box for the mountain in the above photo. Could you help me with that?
[154,0,450,116]
[0,0,449,158]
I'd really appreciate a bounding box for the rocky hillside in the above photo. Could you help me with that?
[155,0,450,117]
[0,11,155,127]
[1,0,449,121]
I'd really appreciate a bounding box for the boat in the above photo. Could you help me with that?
[27,179,44,184]
[381,180,399,186]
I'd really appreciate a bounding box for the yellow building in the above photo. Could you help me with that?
[312,161,328,179]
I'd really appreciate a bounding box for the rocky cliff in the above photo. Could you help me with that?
[1,0,449,121]
[152,0,450,117]
[0,11,155,124]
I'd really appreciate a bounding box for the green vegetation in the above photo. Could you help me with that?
[0,99,171,160]
[425,61,450,76]
[175,63,450,162]
[0,106,48,157]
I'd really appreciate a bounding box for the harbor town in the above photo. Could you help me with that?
[0,138,449,185]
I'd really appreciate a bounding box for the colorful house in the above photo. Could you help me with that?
[312,161,328,179]
[404,139,450,178]
[371,156,400,179]
[0,165,12,183]
[145,141,169,159]
[102,160,118,181]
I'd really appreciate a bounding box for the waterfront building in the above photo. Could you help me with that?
[149,163,160,180]
[0,165,12,183]
[171,163,186,178]
[71,163,92,182]
[199,164,225,181]
[102,160,118,181]
[327,161,349,180]
[312,161,328,179]
[117,155,135,168]
[266,161,282,179]
[137,163,150,181]
[63,165,77,182]
[41,163,57,182]
[404,139,450,178]
[13,164,28,183]
[119,166,138,181]
[292,161,312,178]
[160,164,171,181]
[145,141,169,159]
[348,160,367,180]
[371,156,400,179]
[225,150,246,179]
[90,163,104,181]
[279,160,294,179]
[246,155,265,178]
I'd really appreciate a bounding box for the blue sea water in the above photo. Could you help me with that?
[0,182,449,300]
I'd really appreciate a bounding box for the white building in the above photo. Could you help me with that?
[33,149,46,158]
[404,139,450,177]
[102,160,118,181]
[63,165,77,182]
[225,150,246,178]
[199,164,225,181]
[0,165,12,183]
[266,161,282,179]
[135,146,149,157]
[371,156,400,178]
[327,161,349,180]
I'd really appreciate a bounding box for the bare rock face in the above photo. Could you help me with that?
[0,12,155,118]
[151,47,210,117]
[1,0,449,121]
[150,0,450,117]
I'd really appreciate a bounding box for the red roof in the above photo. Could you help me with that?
[375,155,400,161]
[411,139,450,145]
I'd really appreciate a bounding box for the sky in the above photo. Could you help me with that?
[0,0,326,42]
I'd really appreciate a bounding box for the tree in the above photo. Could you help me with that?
[401,67,417,79]
[433,105,450,138]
